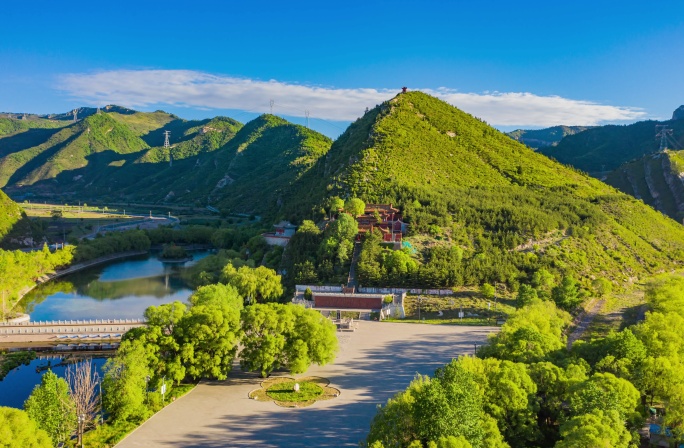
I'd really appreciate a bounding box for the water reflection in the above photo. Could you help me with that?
[0,357,107,409]
[16,252,208,321]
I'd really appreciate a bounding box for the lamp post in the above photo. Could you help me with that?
[99,380,104,425]
[77,413,85,448]
[145,375,150,405]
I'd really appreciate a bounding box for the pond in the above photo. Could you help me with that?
[1,251,208,408]
[0,356,107,409]
[15,251,209,321]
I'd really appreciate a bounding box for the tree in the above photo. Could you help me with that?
[286,305,338,374]
[240,303,338,377]
[240,304,291,377]
[326,196,345,219]
[222,265,283,303]
[24,370,76,446]
[555,410,632,448]
[515,284,537,309]
[344,197,366,217]
[129,302,187,385]
[568,372,640,421]
[459,357,539,447]
[479,283,495,300]
[368,359,506,448]
[66,360,101,438]
[591,278,612,298]
[102,339,150,423]
[0,406,52,448]
[177,299,242,380]
[551,276,581,311]
[479,300,571,363]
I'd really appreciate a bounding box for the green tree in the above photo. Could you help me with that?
[515,284,537,309]
[0,406,52,447]
[479,300,571,363]
[555,410,632,448]
[125,302,187,385]
[568,372,640,421]
[222,265,283,303]
[368,359,506,448]
[479,283,495,300]
[176,289,242,380]
[459,357,539,447]
[591,278,612,298]
[240,304,338,377]
[551,276,581,311]
[24,370,76,446]
[326,196,345,219]
[102,339,150,423]
[240,304,291,377]
[344,197,366,217]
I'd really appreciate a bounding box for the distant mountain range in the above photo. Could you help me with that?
[0,107,331,220]
[537,107,684,174]
[506,106,684,221]
[507,125,593,149]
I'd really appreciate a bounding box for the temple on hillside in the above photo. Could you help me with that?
[262,221,298,246]
[356,204,406,242]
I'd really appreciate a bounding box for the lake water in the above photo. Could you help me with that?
[16,251,209,321]
[0,251,208,408]
[0,357,107,409]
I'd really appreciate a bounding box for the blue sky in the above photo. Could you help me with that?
[1,0,683,137]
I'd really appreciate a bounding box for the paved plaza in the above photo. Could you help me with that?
[118,322,497,448]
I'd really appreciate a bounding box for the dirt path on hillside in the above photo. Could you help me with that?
[566,299,605,348]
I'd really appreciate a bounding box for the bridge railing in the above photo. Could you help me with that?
[0,318,146,327]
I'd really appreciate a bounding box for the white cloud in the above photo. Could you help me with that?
[57,69,646,127]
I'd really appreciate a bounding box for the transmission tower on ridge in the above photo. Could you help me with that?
[164,131,172,167]
[305,110,310,128]
[73,109,78,122]
[656,125,674,152]
[270,99,275,115]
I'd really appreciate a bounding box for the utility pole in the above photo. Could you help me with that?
[656,125,674,152]
[164,131,172,167]
[305,110,310,129]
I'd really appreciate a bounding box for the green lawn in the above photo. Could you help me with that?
[266,381,323,403]
[396,292,516,326]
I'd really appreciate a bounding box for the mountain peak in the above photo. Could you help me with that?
[673,105,684,121]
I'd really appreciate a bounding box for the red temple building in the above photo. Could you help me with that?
[356,204,406,242]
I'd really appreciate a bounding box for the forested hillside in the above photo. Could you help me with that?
[539,115,684,173]
[0,188,28,242]
[605,149,684,222]
[281,92,684,292]
[507,125,592,149]
[111,114,332,216]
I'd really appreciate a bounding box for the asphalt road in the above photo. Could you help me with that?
[117,321,497,448]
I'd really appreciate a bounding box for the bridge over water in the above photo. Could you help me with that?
[0,319,145,344]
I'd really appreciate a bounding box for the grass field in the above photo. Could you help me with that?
[24,206,141,240]
[392,291,516,326]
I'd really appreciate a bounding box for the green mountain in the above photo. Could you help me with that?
[507,125,593,149]
[539,115,684,174]
[0,107,244,198]
[0,112,150,191]
[0,188,35,247]
[605,149,684,221]
[282,91,684,287]
[119,114,332,216]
